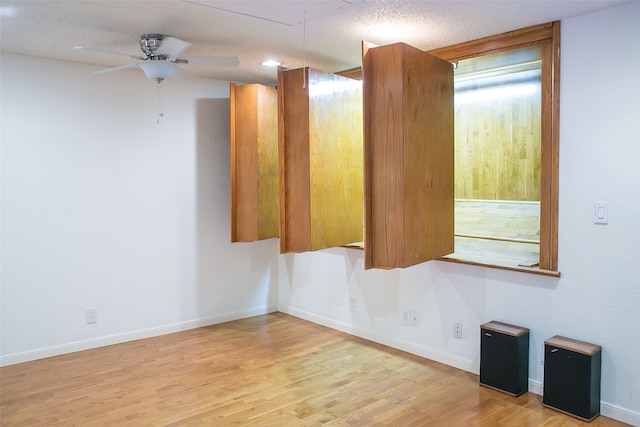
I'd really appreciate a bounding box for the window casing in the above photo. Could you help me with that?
[429,22,560,274]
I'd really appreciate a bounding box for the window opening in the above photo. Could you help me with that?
[453,45,542,267]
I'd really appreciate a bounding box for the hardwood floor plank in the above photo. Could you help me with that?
[0,313,629,426]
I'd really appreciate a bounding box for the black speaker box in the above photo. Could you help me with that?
[543,335,601,422]
[480,321,529,396]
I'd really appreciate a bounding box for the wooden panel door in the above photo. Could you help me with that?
[362,42,454,269]
[278,67,363,253]
[230,83,279,242]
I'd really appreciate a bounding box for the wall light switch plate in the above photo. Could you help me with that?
[594,202,609,224]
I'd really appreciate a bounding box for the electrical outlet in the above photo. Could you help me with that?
[453,322,462,338]
[402,309,411,325]
[85,307,97,324]
[411,310,420,327]
[349,296,357,312]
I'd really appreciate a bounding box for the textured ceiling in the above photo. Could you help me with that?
[0,0,631,86]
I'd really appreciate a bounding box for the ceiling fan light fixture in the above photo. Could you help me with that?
[139,60,176,82]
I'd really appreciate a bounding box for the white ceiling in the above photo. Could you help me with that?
[0,0,631,86]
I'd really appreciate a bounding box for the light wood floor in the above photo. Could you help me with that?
[1,313,629,426]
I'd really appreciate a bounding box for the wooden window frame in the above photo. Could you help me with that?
[429,22,560,275]
[339,22,560,275]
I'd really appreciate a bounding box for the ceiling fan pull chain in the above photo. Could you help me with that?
[157,81,165,124]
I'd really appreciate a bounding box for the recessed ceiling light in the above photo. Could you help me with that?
[369,23,413,43]
[261,60,281,67]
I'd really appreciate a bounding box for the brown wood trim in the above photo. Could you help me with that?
[361,41,374,269]
[481,321,529,337]
[545,335,602,356]
[427,22,555,62]
[455,233,539,245]
[538,21,560,271]
[277,68,287,253]
[539,40,553,270]
[440,256,561,277]
[549,21,561,271]
[229,82,238,242]
[335,66,363,81]
[337,22,556,80]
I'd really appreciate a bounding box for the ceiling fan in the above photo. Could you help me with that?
[75,34,239,123]
[74,33,240,83]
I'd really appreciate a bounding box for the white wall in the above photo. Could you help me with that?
[1,2,639,425]
[0,54,279,364]
[278,2,640,424]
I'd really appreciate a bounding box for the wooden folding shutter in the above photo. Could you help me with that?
[278,67,363,253]
[362,42,454,269]
[230,83,279,242]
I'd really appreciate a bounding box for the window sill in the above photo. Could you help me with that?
[440,253,561,277]
[343,242,364,250]
[342,244,560,277]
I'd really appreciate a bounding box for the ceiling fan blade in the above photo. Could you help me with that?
[158,36,192,58]
[74,45,144,60]
[181,56,240,67]
[94,63,141,74]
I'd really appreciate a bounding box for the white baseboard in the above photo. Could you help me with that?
[600,403,640,426]
[528,379,640,426]
[0,305,278,367]
[281,307,640,427]
[529,379,544,395]
[280,306,478,374]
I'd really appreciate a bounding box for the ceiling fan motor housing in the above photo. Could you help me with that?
[139,34,167,59]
